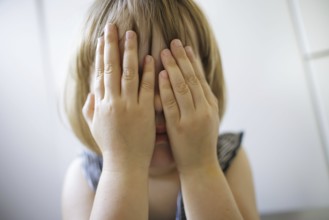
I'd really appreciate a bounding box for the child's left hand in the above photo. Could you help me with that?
[159,39,220,175]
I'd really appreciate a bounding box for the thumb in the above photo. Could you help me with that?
[82,93,95,127]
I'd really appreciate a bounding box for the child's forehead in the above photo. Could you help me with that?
[88,25,200,91]
[117,23,198,73]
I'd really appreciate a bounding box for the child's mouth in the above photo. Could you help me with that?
[155,132,169,144]
[156,124,167,134]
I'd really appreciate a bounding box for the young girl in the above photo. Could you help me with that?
[62,0,259,219]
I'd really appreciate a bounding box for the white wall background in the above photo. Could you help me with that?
[0,0,328,219]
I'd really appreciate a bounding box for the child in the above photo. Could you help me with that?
[62,0,259,219]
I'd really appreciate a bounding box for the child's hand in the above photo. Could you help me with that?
[82,23,156,171]
[159,39,220,175]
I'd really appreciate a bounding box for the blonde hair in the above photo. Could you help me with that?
[64,0,226,154]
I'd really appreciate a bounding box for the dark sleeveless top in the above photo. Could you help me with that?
[80,132,243,220]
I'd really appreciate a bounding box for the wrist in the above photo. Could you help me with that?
[178,159,221,180]
[102,152,150,175]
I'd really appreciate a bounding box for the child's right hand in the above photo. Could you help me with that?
[82,23,156,172]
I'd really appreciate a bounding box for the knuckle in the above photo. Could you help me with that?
[122,67,136,80]
[107,98,122,110]
[198,110,215,124]
[104,63,114,75]
[186,75,199,85]
[140,80,153,91]
[174,81,189,95]
[103,102,114,113]
[175,123,185,134]
[202,111,212,120]
[95,67,103,78]
[164,97,177,110]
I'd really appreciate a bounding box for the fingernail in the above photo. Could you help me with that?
[105,23,115,32]
[173,39,182,47]
[162,49,171,57]
[185,46,195,59]
[160,70,168,79]
[145,55,152,63]
[185,46,193,53]
[126,30,135,39]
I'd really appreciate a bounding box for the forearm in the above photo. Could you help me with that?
[90,161,149,220]
[180,162,243,220]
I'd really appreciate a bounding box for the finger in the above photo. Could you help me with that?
[160,49,194,116]
[82,93,95,127]
[104,23,121,100]
[122,30,139,102]
[94,37,105,101]
[139,55,155,105]
[185,46,216,105]
[170,39,207,109]
[159,70,180,121]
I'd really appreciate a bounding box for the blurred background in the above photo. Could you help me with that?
[0,0,328,219]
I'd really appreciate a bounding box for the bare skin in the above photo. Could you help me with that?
[62,23,259,220]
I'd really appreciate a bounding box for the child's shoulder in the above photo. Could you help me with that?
[217,132,244,172]
[62,157,94,220]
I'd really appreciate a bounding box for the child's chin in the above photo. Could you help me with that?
[149,142,176,176]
